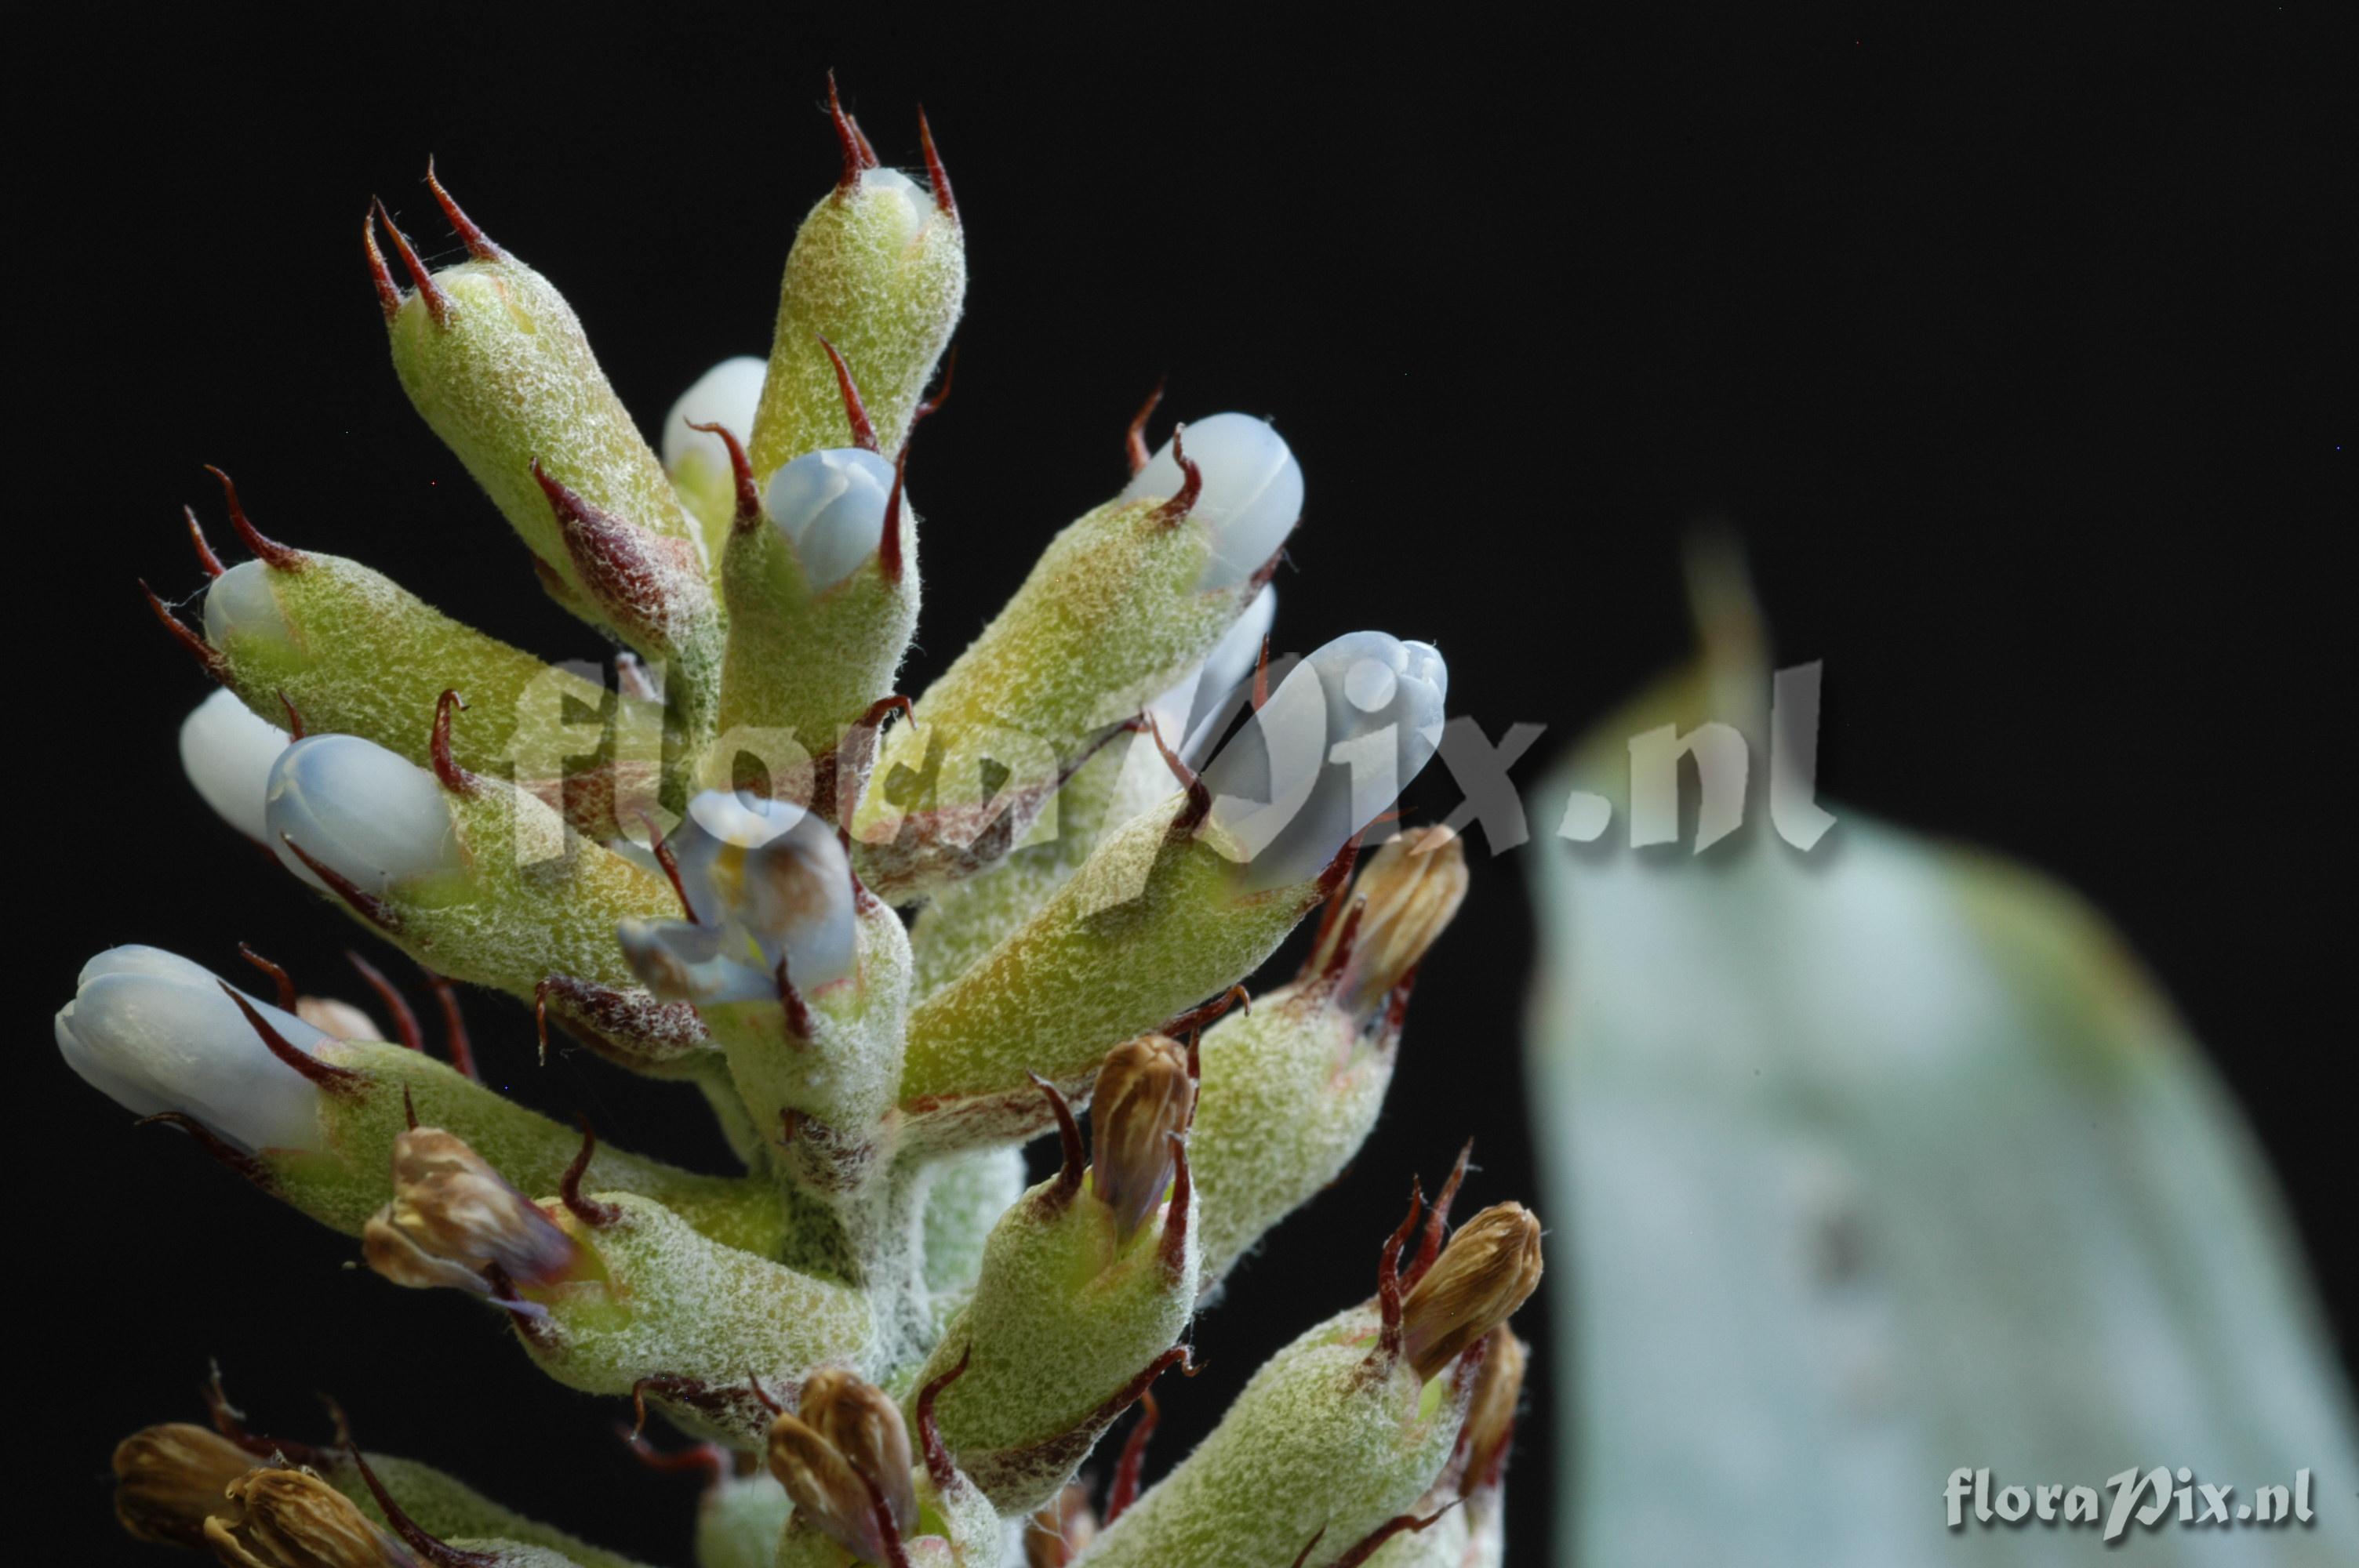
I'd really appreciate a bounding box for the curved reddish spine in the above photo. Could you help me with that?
[561,1115,621,1226]
[1125,379,1165,475]
[916,1343,972,1490]
[1028,1072,1086,1207]
[140,581,228,681]
[430,688,476,793]
[204,466,304,570]
[345,1441,501,1566]
[343,950,423,1052]
[824,72,876,190]
[1407,1140,1474,1290]
[135,1112,275,1192]
[423,969,478,1080]
[1150,423,1202,526]
[280,834,401,931]
[685,419,761,531]
[1103,1389,1159,1523]
[815,335,880,452]
[424,158,503,260]
[236,942,298,1011]
[1158,1135,1194,1283]
[1145,715,1212,836]
[367,198,449,327]
[215,981,365,1094]
[362,205,403,321]
[917,107,958,220]
[184,506,225,578]
[879,443,909,583]
[1373,1178,1425,1367]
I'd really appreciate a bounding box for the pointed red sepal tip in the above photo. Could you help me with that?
[423,158,503,262]
[183,506,226,579]
[1151,423,1203,527]
[430,688,476,794]
[362,205,402,321]
[1375,1178,1425,1365]
[916,107,958,219]
[917,1343,972,1490]
[814,335,880,452]
[1252,634,1273,710]
[1029,1071,1086,1205]
[824,72,878,190]
[1145,716,1212,836]
[367,198,450,328]
[1315,829,1366,905]
[1314,1504,1461,1568]
[203,465,305,571]
[635,811,696,923]
[402,1085,419,1131]
[1125,378,1166,476]
[533,982,554,1067]
[616,1424,726,1480]
[135,1111,275,1191]
[423,969,478,1080]
[879,442,910,583]
[276,691,306,739]
[237,942,298,1012]
[343,950,423,1052]
[1161,983,1249,1040]
[345,1439,502,1567]
[685,419,761,531]
[911,343,958,428]
[281,833,402,931]
[775,956,815,1043]
[561,1114,622,1227]
[1316,897,1369,986]
[1103,1389,1159,1524]
[215,980,365,1094]
[1158,1134,1194,1282]
[140,580,229,682]
[1408,1140,1474,1290]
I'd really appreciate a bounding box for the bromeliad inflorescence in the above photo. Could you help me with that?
[71,80,1540,1568]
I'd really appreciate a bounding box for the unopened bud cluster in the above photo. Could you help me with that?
[67,77,1540,1568]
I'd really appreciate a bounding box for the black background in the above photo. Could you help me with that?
[23,11,2349,1564]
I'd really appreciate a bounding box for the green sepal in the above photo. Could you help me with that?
[204,550,667,834]
[261,1040,784,1257]
[516,1193,871,1447]
[1076,1302,1477,1567]
[849,497,1260,900]
[745,173,964,481]
[899,797,1327,1130]
[1190,977,1398,1290]
[691,1470,791,1568]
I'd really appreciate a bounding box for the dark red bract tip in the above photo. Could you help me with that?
[216,981,365,1094]
[276,691,306,739]
[879,442,910,583]
[424,158,503,262]
[140,580,228,682]
[1408,1139,1474,1290]
[824,72,878,190]
[1319,1505,1459,1568]
[1104,1389,1159,1524]
[912,343,958,429]
[345,1440,501,1567]
[136,1111,274,1192]
[343,950,423,1052]
[237,942,297,1012]
[184,506,225,579]
[685,419,761,531]
[1150,423,1203,527]
[746,1370,784,1416]
[616,1425,726,1480]
[917,1343,972,1490]
[1252,634,1273,710]
[1145,716,1212,836]
[431,688,475,793]
[281,833,402,931]
[636,811,697,923]
[1029,1071,1085,1206]
[815,335,880,452]
[1375,1177,1424,1366]
[1316,897,1368,987]
[916,107,958,220]
[423,969,478,1080]
[204,466,305,570]
[362,205,402,321]
[775,955,815,1042]
[1160,984,1249,1040]
[561,1114,621,1227]
[368,198,449,327]
[1125,378,1166,476]
[1159,1134,1193,1283]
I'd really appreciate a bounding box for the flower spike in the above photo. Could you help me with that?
[423,158,502,261]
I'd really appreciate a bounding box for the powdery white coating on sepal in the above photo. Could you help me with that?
[202,560,295,651]
[1121,414,1304,591]
[1202,632,1448,891]
[56,946,333,1152]
[1073,1301,1478,1567]
[763,448,905,591]
[265,735,463,897]
[180,688,288,842]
